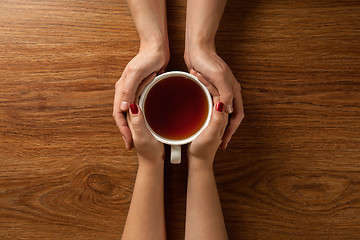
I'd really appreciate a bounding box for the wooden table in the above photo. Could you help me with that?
[1,0,360,239]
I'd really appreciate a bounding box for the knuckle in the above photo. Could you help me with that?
[133,135,145,146]
[120,87,131,97]
[224,90,234,99]
[221,91,233,103]
[121,87,130,96]
[112,108,121,119]
[130,118,143,130]
[234,109,245,121]
[213,113,226,126]
[211,63,227,77]
[127,62,142,73]
[240,112,245,121]
[158,53,168,67]
[134,136,155,149]
[183,52,188,61]
[115,79,121,89]
[218,65,228,76]
[234,81,241,91]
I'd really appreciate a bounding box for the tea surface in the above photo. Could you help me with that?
[144,76,209,140]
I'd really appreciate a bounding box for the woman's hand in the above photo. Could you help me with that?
[185,0,244,150]
[187,72,228,165]
[113,45,169,149]
[185,47,244,150]
[185,79,228,239]
[127,103,164,165]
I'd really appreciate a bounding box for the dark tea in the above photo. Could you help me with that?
[144,76,209,140]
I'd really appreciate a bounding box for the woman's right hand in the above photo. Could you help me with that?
[127,103,165,165]
[113,44,169,149]
[184,46,244,150]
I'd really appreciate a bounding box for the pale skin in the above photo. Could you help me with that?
[185,73,228,240]
[122,85,228,239]
[185,0,244,149]
[113,0,169,149]
[121,104,166,240]
[113,0,244,150]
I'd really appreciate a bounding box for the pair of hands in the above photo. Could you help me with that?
[113,43,244,153]
[127,99,228,166]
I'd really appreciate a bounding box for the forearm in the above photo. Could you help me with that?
[127,0,168,49]
[122,160,166,240]
[186,0,227,50]
[185,159,228,240]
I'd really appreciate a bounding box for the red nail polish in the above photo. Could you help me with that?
[130,104,138,114]
[216,102,224,112]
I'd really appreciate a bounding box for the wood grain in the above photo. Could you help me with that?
[1,0,360,239]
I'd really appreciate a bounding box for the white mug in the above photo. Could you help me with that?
[139,71,212,164]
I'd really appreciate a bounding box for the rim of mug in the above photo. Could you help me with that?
[139,71,213,146]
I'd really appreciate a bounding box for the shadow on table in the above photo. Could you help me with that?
[164,1,261,239]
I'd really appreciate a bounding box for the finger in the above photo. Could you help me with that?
[200,68,234,113]
[216,75,235,114]
[190,69,220,104]
[121,124,133,149]
[220,83,244,149]
[113,90,133,149]
[135,72,156,102]
[115,76,138,112]
[113,62,155,148]
[204,102,228,141]
[112,110,132,149]
[191,69,219,97]
[128,103,148,137]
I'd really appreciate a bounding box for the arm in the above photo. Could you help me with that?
[185,74,228,240]
[127,0,168,48]
[186,161,227,240]
[122,104,166,240]
[184,0,244,149]
[185,0,226,50]
[122,161,165,240]
[113,0,169,149]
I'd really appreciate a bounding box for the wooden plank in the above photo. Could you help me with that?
[1,0,360,239]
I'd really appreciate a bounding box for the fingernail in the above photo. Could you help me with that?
[216,102,224,112]
[120,101,129,111]
[130,103,138,114]
[226,105,233,113]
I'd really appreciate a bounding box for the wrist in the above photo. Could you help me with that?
[140,35,169,54]
[187,34,215,49]
[184,36,216,65]
[138,156,164,171]
[185,35,216,56]
[187,156,214,172]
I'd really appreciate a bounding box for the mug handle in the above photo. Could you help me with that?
[171,145,181,164]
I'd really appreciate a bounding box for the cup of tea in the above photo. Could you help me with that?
[139,71,213,164]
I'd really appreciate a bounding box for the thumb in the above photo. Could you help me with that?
[128,103,147,135]
[205,102,228,140]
